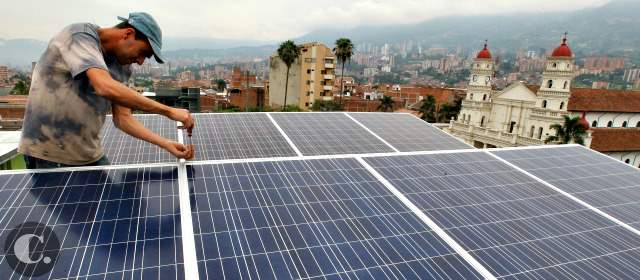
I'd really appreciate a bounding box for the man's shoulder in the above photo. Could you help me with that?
[58,23,101,40]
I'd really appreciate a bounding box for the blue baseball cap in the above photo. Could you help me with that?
[117,12,166,63]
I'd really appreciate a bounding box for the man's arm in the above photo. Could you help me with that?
[86,68,194,135]
[112,104,193,159]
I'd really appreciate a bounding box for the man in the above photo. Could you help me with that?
[19,12,194,169]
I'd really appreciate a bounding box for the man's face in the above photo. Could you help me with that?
[114,28,153,65]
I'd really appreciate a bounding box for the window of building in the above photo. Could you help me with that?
[462,114,465,121]
[592,120,598,127]
[547,80,553,88]
[305,102,309,107]
[637,121,640,127]
[563,81,568,89]
[542,100,547,108]
[480,116,485,127]
[538,127,544,139]
[469,93,474,100]
[622,121,628,127]
[607,121,613,127]
[467,114,471,123]
[509,122,516,133]
[567,64,571,69]
[625,159,631,164]
[530,126,535,138]
[307,69,311,74]
[320,70,326,74]
[472,75,477,82]
[482,94,487,101]
[559,102,564,110]
[552,62,557,68]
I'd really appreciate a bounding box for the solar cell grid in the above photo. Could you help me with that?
[348,113,471,152]
[492,146,640,228]
[270,113,395,156]
[0,166,185,280]
[188,158,482,279]
[190,113,298,161]
[101,115,178,165]
[365,151,640,279]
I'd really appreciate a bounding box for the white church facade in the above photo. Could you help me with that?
[447,37,640,167]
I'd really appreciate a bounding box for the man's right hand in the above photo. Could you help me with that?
[168,108,195,136]
[163,140,194,160]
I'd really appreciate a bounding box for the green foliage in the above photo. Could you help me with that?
[311,100,343,111]
[374,73,402,84]
[215,79,227,91]
[10,80,28,95]
[545,115,587,145]
[281,105,303,112]
[419,95,436,122]
[377,96,395,112]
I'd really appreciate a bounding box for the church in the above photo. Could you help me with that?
[446,36,640,167]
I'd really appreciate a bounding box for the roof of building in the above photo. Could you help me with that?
[589,128,640,152]
[0,95,28,104]
[476,43,492,59]
[0,130,21,164]
[551,37,573,58]
[567,88,640,112]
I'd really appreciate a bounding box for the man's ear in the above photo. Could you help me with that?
[123,28,135,40]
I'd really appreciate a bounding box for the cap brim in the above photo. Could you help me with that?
[149,41,166,64]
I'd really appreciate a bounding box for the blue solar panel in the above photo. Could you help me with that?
[190,113,298,161]
[0,166,184,280]
[364,151,640,279]
[188,158,482,279]
[101,114,178,165]
[270,113,395,155]
[348,113,471,152]
[492,146,640,228]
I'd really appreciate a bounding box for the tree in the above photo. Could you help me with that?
[419,95,437,122]
[545,115,588,145]
[438,98,462,122]
[377,96,394,112]
[10,80,29,95]
[215,79,226,91]
[277,40,300,111]
[333,38,354,106]
[311,100,343,111]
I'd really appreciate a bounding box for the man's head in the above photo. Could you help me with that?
[111,12,165,66]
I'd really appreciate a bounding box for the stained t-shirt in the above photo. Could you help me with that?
[19,23,131,165]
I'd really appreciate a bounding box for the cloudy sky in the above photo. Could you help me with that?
[1,0,611,41]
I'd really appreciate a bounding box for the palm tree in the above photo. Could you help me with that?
[378,96,394,112]
[277,40,300,111]
[419,95,437,122]
[215,79,226,92]
[333,38,354,106]
[545,115,588,145]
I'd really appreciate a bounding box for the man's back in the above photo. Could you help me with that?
[19,23,131,165]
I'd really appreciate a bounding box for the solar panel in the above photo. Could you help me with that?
[188,158,483,279]
[364,151,640,279]
[492,146,640,227]
[101,114,178,165]
[270,113,395,156]
[189,113,298,161]
[348,113,471,152]
[0,166,185,279]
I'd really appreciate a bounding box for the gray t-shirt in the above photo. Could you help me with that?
[19,23,131,165]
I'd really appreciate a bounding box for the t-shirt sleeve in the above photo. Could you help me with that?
[60,32,108,78]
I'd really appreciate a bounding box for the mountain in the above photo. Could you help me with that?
[297,1,640,54]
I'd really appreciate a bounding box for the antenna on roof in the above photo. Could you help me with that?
[562,32,568,44]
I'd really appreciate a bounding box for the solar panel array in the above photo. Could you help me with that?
[101,115,178,165]
[348,113,472,152]
[189,113,298,161]
[3,112,640,280]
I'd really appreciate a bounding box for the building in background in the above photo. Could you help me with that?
[269,42,336,109]
[624,68,640,83]
[448,36,640,167]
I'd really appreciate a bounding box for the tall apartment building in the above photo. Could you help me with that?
[0,66,8,83]
[269,42,335,109]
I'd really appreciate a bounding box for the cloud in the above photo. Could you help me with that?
[0,0,610,41]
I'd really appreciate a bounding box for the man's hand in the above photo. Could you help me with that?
[162,140,194,160]
[168,108,195,136]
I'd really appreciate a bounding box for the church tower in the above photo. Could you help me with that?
[537,33,575,111]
